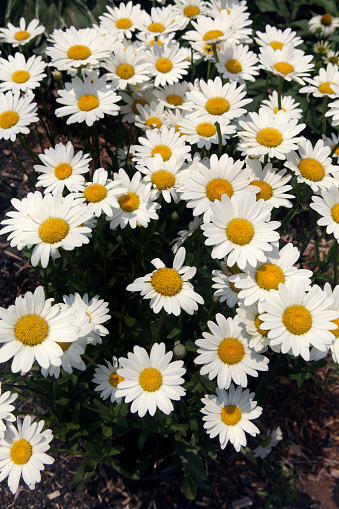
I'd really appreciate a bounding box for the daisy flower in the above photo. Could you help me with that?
[284,139,339,193]
[259,280,339,361]
[216,43,259,83]
[0,416,54,494]
[195,314,269,389]
[236,301,271,352]
[117,146,136,169]
[137,6,182,36]
[103,46,150,90]
[0,18,44,47]
[325,89,339,127]
[309,14,339,38]
[254,427,283,459]
[177,113,235,149]
[323,283,339,363]
[0,53,46,93]
[183,14,234,45]
[324,50,339,66]
[99,1,142,39]
[310,185,339,241]
[260,91,303,120]
[153,82,191,111]
[322,132,339,160]
[119,85,156,124]
[237,109,306,160]
[172,0,207,28]
[314,40,332,55]
[255,25,302,51]
[212,8,253,46]
[127,247,204,316]
[132,127,191,166]
[0,383,18,439]
[137,153,183,203]
[201,384,263,452]
[0,91,38,142]
[34,141,91,195]
[145,41,190,87]
[92,356,124,403]
[115,343,186,417]
[201,193,280,269]
[106,169,160,230]
[170,216,203,253]
[135,101,166,132]
[211,261,242,308]
[0,286,79,373]
[259,45,314,85]
[299,63,339,97]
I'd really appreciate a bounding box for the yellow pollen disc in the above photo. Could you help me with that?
[39,217,69,244]
[116,63,134,80]
[329,56,339,65]
[115,18,132,29]
[254,315,268,336]
[218,337,245,364]
[156,58,173,73]
[12,70,30,83]
[225,59,242,74]
[119,192,140,212]
[283,305,312,335]
[226,218,254,245]
[196,122,216,138]
[206,178,233,201]
[56,341,72,352]
[84,183,108,203]
[132,99,148,115]
[167,93,183,106]
[78,94,99,111]
[330,317,339,338]
[54,162,72,180]
[145,116,162,129]
[273,106,286,113]
[205,97,230,115]
[151,170,175,190]
[273,62,294,75]
[269,41,284,50]
[331,203,339,223]
[150,39,163,47]
[0,110,19,129]
[203,43,220,54]
[151,267,182,296]
[15,314,49,346]
[298,158,325,181]
[67,44,92,60]
[257,127,282,148]
[139,367,162,391]
[221,405,241,426]
[184,5,200,17]
[148,22,165,33]
[230,282,241,293]
[151,144,172,161]
[203,29,224,42]
[255,263,285,290]
[250,180,273,201]
[230,263,243,275]
[14,30,30,41]
[318,81,335,94]
[321,14,333,26]
[109,371,124,387]
[10,439,32,465]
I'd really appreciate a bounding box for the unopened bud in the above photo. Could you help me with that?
[52,70,63,81]
[173,340,187,359]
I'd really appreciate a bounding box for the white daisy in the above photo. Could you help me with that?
[34,141,91,195]
[324,50,339,66]
[127,246,204,316]
[201,193,280,269]
[259,45,314,85]
[182,14,234,46]
[145,41,191,87]
[325,91,339,127]
[99,1,142,39]
[115,343,186,417]
[41,333,87,379]
[135,101,166,132]
[177,113,235,149]
[313,40,332,55]
[132,127,191,167]
[92,356,124,404]
[172,0,207,28]
[117,146,136,169]
[0,91,38,142]
[259,280,339,361]
[0,286,79,373]
[254,427,283,459]
[0,18,44,47]
[323,283,339,363]
[170,216,203,253]
[137,153,183,203]
[119,85,156,124]
[210,8,253,46]
[211,262,242,308]
[0,383,18,439]
[216,43,259,83]
[137,6,182,36]
[310,185,339,241]
[0,53,46,93]
[255,25,302,51]
[309,14,339,38]
[0,416,54,494]
[236,301,271,352]
[299,63,339,97]
[201,384,263,452]
[103,46,150,90]
[153,82,191,111]
[260,91,303,120]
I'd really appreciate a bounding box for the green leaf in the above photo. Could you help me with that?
[174,440,207,482]
[182,473,197,500]
[138,429,149,451]
[71,458,98,489]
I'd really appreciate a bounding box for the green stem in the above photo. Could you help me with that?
[43,268,49,297]
[215,121,223,157]
[39,86,55,145]
[322,95,328,136]
[155,308,166,343]
[0,173,14,198]
[97,216,108,297]
[277,77,283,111]
[330,141,339,157]
[212,43,220,64]
[263,72,270,100]
[63,250,87,293]
[17,133,41,164]
[313,229,327,268]
[207,60,211,80]
[49,448,98,458]
[92,122,101,168]
[9,140,35,189]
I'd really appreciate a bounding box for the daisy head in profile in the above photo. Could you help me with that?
[0,383,18,439]
[92,356,124,403]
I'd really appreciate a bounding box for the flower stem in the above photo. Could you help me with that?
[63,250,87,293]
[330,141,339,157]
[17,133,41,165]
[97,216,108,297]
[9,140,35,189]
[155,308,166,343]
[215,121,223,157]
[322,95,328,136]
[277,77,283,110]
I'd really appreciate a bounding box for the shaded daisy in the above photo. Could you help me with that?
[254,427,283,459]
[92,356,124,403]
[310,185,339,241]
[236,301,271,352]
[0,383,18,439]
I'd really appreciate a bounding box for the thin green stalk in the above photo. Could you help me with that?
[63,250,87,293]
[313,229,327,268]
[50,448,98,458]
[97,216,108,297]
[263,72,270,100]
[277,77,283,110]
[39,86,55,145]
[330,141,339,157]
[17,134,41,164]
[215,121,223,157]
[155,308,166,343]
[43,268,49,297]
[207,60,212,80]
[212,43,220,64]
[38,113,55,146]
[0,173,14,198]
[92,122,101,168]
[9,140,35,189]
[334,241,339,286]
[263,154,269,166]
[322,95,328,135]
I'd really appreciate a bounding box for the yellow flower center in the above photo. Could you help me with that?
[298,158,325,181]
[77,94,99,111]
[230,281,241,293]
[184,5,200,17]
[318,81,336,94]
[254,315,268,336]
[148,22,165,33]
[331,317,339,338]
[56,341,72,352]
[250,180,273,200]
[151,267,182,296]
[151,144,172,161]
[196,122,217,138]
[156,58,173,73]
[84,183,108,203]
[321,14,333,26]
[14,30,30,41]
[205,97,230,115]
[116,63,134,80]
[331,203,339,223]
[282,305,312,335]
[145,116,162,129]
[273,107,287,113]
[118,192,140,211]
[221,405,241,426]
[115,18,133,29]
[203,30,224,42]
[10,439,32,465]
[150,39,163,47]
[167,93,183,106]
[206,178,233,201]
[109,371,125,387]
[54,162,73,180]
[226,218,254,245]
[39,217,70,244]
[331,144,339,156]
[225,59,242,74]
[139,367,162,391]
[230,263,243,275]
[0,110,19,129]
[269,41,284,50]
[15,314,49,346]
[218,337,245,364]
[203,43,220,54]
[67,44,92,60]
[273,62,295,75]
[132,99,148,115]
[329,56,339,65]
[151,170,175,190]
[12,70,30,83]
[255,263,285,290]
[256,127,282,147]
